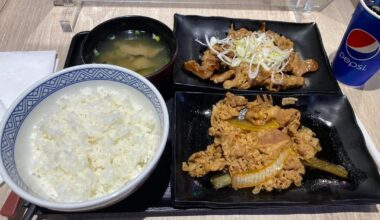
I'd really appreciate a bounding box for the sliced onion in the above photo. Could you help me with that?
[195,38,207,46]
[271,72,284,85]
[205,35,220,55]
[231,148,290,189]
[248,58,260,79]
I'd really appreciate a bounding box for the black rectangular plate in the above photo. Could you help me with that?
[173,14,341,94]
[173,92,380,208]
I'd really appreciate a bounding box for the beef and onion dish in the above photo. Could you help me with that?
[182,93,348,194]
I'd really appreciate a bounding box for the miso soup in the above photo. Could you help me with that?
[93,30,170,76]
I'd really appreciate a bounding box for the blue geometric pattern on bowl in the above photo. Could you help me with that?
[1,67,164,190]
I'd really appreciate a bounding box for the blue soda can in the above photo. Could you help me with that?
[332,0,380,86]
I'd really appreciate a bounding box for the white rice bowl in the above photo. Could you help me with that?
[0,64,169,211]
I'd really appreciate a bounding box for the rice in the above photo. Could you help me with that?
[29,86,160,202]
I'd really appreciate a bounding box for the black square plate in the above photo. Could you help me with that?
[172,92,380,208]
[173,14,341,94]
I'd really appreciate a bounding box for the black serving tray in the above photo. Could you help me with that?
[27,29,376,219]
[173,14,342,94]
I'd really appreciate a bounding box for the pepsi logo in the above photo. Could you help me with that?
[346,28,380,61]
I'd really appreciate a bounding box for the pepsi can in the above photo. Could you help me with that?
[332,0,380,86]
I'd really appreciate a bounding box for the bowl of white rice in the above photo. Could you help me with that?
[0,64,169,211]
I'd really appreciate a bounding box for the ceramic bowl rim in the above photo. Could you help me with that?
[0,64,169,211]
